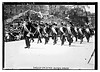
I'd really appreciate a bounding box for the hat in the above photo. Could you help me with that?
[53,23,57,26]
[45,23,48,25]
[61,22,63,25]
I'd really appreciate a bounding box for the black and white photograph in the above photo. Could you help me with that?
[2,2,97,70]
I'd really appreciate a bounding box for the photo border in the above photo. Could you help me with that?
[2,2,98,70]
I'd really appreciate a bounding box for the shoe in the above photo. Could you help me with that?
[25,46,30,49]
[32,40,34,42]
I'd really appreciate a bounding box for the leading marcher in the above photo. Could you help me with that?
[22,19,32,48]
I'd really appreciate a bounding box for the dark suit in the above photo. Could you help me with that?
[23,21,32,47]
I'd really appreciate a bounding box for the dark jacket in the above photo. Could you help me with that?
[24,22,32,37]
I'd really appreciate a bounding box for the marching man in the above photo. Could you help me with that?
[22,20,32,48]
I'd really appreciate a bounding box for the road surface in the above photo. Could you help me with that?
[4,36,95,69]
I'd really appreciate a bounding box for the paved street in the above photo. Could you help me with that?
[4,36,95,69]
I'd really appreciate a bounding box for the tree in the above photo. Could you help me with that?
[66,5,90,27]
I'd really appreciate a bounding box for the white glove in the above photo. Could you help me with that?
[27,33,30,37]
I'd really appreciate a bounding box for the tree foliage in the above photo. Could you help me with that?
[3,4,95,27]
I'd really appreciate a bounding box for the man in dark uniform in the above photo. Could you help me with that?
[59,22,65,40]
[23,20,32,48]
[51,22,58,45]
[77,26,84,44]
[37,21,43,43]
[43,23,51,44]
[59,22,67,45]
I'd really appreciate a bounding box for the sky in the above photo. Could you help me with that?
[64,5,95,13]
[86,5,95,13]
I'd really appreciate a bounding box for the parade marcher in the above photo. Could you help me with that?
[29,21,36,43]
[51,23,57,35]
[65,22,73,46]
[77,26,84,44]
[81,24,92,43]
[59,22,66,40]
[70,25,78,42]
[59,22,66,45]
[51,22,58,45]
[37,21,43,43]
[23,19,33,48]
[89,27,95,37]
[43,23,50,44]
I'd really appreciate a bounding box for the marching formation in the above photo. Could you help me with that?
[22,19,95,48]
